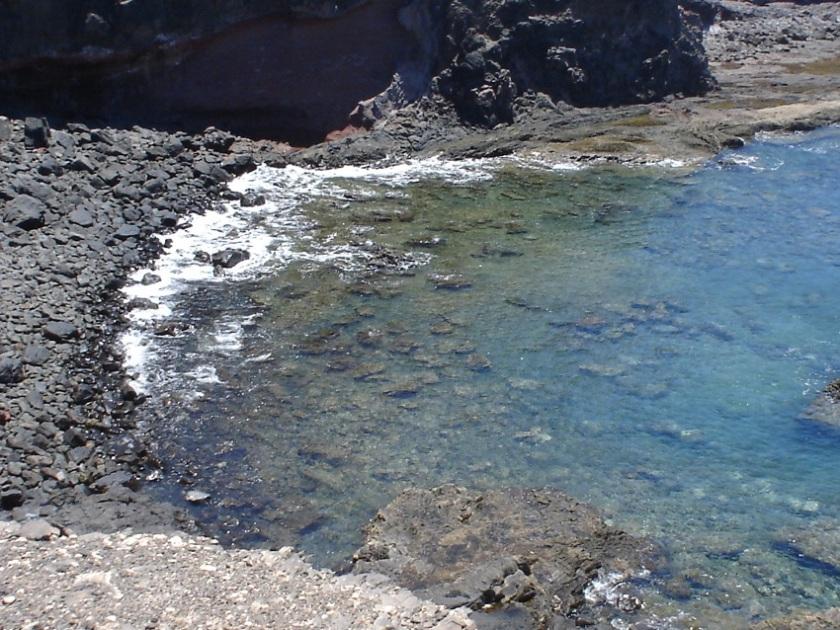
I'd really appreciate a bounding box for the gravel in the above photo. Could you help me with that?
[0,522,474,630]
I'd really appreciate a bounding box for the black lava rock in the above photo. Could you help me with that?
[211,248,250,269]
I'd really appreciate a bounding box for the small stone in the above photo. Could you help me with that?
[186,490,211,503]
[2,595,15,605]
[44,321,78,342]
[240,191,266,207]
[115,224,141,240]
[4,194,46,230]
[0,356,24,384]
[68,208,95,227]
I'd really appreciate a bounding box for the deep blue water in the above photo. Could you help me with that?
[133,128,840,626]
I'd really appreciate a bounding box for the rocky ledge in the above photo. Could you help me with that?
[352,485,664,629]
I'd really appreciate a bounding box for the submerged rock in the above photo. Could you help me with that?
[352,485,663,628]
[752,608,840,629]
[802,379,840,429]
[775,520,840,573]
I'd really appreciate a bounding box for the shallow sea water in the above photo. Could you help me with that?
[125,128,840,626]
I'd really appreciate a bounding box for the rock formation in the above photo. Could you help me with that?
[0,0,713,144]
[352,485,664,628]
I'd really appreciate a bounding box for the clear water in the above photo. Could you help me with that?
[131,128,840,626]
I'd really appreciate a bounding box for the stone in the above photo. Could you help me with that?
[43,321,78,342]
[802,379,840,429]
[90,471,134,493]
[240,191,266,207]
[0,356,24,384]
[23,117,50,149]
[466,353,491,371]
[68,208,95,227]
[186,490,211,503]
[4,194,46,230]
[211,248,250,269]
[429,274,471,290]
[115,224,141,239]
[18,518,59,541]
[0,488,25,510]
[0,116,10,141]
[353,486,663,627]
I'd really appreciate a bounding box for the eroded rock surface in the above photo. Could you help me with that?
[0,0,712,143]
[352,485,664,628]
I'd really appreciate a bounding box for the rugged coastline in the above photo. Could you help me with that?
[2,0,840,628]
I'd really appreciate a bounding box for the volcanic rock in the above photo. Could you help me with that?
[352,485,663,627]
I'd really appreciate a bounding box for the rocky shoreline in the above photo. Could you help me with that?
[2,0,840,628]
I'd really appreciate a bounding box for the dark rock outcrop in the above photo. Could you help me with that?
[352,485,664,628]
[0,0,713,144]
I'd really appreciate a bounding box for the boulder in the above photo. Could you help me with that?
[23,117,50,149]
[0,356,24,384]
[44,321,78,342]
[4,194,47,230]
[68,208,95,227]
[18,518,59,541]
[211,248,250,269]
[802,379,840,428]
[240,191,266,207]
[353,485,663,627]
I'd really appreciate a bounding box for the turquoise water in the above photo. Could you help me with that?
[138,128,840,626]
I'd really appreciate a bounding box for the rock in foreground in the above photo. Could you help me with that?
[0,523,474,630]
[352,485,664,628]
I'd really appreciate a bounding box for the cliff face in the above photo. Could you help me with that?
[0,0,713,144]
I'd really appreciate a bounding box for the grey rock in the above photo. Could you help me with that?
[0,356,24,384]
[4,194,47,230]
[43,321,78,342]
[90,471,133,493]
[68,208,95,227]
[0,116,10,141]
[24,117,49,149]
[115,224,141,239]
[240,191,266,207]
[211,248,250,269]
[18,518,59,541]
[185,490,211,503]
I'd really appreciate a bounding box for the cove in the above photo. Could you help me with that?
[125,128,840,625]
